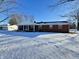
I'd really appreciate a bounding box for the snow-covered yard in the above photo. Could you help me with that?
[0,30,79,59]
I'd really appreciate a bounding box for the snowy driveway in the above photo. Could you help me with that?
[0,31,79,59]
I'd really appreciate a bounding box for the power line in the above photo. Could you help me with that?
[0,16,9,23]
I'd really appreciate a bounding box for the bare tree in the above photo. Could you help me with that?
[0,0,16,13]
[60,9,79,33]
[0,0,17,23]
[71,9,79,30]
[49,0,79,33]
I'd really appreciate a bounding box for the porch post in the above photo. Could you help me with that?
[33,25,35,32]
[23,25,24,31]
[28,25,29,31]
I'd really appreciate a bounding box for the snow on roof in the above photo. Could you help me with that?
[35,21,69,25]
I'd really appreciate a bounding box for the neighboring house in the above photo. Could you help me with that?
[8,24,18,31]
[0,24,8,30]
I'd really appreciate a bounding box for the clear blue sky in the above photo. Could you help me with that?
[0,0,76,24]
[17,0,76,22]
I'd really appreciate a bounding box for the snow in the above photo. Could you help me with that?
[0,30,79,59]
[0,30,52,38]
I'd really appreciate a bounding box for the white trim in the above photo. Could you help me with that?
[17,23,69,26]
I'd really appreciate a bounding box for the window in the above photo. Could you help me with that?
[49,25,52,28]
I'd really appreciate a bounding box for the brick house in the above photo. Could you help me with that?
[18,21,69,33]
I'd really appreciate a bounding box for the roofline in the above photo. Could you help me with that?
[35,21,68,24]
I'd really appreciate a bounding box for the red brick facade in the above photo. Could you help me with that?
[18,24,69,33]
